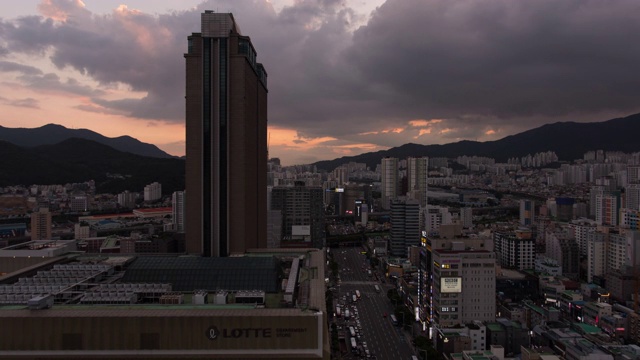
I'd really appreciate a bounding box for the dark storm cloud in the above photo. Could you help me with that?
[0,61,43,75]
[339,0,640,133]
[1,0,639,146]
[16,72,105,96]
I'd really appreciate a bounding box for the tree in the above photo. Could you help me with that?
[387,289,400,304]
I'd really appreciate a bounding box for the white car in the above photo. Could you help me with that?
[365,349,371,358]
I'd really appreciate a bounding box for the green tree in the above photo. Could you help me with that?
[387,289,400,304]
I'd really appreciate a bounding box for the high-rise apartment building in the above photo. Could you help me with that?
[626,184,640,211]
[185,12,268,256]
[608,230,640,273]
[569,218,597,256]
[493,230,535,270]
[172,191,186,233]
[143,182,162,202]
[117,190,138,209]
[595,193,621,226]
[587,230,608,283]
[381,157,399,210]
[407,157,429,208]
[628,165,640,185]
[31,207,51,240]
[621,208,640,230]
[545,228,580,278]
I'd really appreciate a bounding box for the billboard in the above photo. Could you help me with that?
[292,225,311,236]
[440,277,462,293]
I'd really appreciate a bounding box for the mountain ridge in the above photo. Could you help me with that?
[311,113,640,171]
[0,123,173,158]
[0,138,184,194]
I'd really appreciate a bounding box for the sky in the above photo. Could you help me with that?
[1,0,640,166]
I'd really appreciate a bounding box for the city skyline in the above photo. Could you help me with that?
[1,0,640,166]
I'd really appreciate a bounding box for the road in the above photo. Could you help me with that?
[332,246,416,360]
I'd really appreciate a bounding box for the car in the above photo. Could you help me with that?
[364,349,372,358]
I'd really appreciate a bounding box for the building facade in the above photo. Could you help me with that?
[185,12,268,256]
[407,157,429,208]
[270,183,324,249]
[493,230,535,270]
[380,157,399,210]
[143,182,162,202]
[389,199,420,257]
[31,207,51,240]
[429,238,496,328]
[520,199,535,226]
[172,191,186,233]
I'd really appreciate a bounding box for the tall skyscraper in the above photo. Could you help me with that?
[172,191,186,233]
[390,199,420,257]
[185,12,268,256]
[407,157,429,208]
[381,157,399,210]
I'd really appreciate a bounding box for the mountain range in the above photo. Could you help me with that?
[0,124,173,158]
[1,113,639,191]
[312,113,640,171]
[0,138,184,194]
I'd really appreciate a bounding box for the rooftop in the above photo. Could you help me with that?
[121,256,281,292]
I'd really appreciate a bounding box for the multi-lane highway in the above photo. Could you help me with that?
[332,246,416,360]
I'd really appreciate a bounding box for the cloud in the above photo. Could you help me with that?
[17,72,105,96]
[0,96,40,109]
[38,0,91,22]
[343,0,640,126]
[1,0,640,166]
[409,119,443,127]
[0,61,43,75]
[11,98,40,108]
